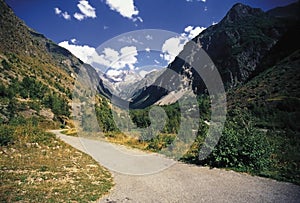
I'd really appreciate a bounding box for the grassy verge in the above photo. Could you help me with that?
[61,128,176,153]
[0,125,113,202]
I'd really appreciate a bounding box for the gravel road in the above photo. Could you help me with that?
[51,130,300,203]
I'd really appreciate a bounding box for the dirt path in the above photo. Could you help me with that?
[51,130,300,203]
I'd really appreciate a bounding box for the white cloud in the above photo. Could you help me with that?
[71,38,77,44]
[154,60,160,64]
[133,16,143,23]
[58,40,96,63]
[94,46,138,70]
[77,0,96,19]
[184,26,194,33]
[58,40,138,71]
[145,48,151,52]
[212,21,218,25]
[54,7,71,20]
[62,12,71,20]
[105,0,139,20]
[204,6,208,11]
[54,7,62,15]
[161,26,206,63]
[184,26,206,39]
[74,12,85,21]
[161,36,188,63]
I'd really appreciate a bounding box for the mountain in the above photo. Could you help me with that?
[99,68,142,100]
[0,0,110,126]
[130,3,297,109]
[99,68,165,101]
[227,26,300,121]
[129,69,165,101]
[267,1,299,20]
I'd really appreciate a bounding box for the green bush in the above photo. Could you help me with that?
[204,114,273,173]
[0,125,16,146]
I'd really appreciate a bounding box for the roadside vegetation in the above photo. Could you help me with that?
[0,54,114,202]
[0,120,113,202]
[81,82,300,185]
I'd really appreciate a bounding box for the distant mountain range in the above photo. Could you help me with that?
[99,68,165,100]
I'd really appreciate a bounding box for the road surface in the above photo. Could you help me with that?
[51,130,300,203]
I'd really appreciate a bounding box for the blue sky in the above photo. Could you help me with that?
[6,0,297,75]
[6,0,296,47]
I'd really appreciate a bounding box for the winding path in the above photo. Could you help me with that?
[51,130,300,203]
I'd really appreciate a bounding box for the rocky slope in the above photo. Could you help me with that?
[131,3,298,109]
[0,0,110,126]
[227,23,300,128]
[99,68,165,101]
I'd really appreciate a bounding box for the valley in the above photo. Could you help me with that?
[1,0,300,202]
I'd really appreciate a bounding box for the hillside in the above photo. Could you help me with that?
[0,0,110,127]
[131,3,297,109]
[0,0,114,201]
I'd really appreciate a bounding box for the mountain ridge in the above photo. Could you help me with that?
[130,2,297,109]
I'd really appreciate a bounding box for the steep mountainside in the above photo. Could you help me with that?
[128,69,165,101]
[227,25,300,128]
[131,3,297,109]
[0,0,110,126]
[267,2,299,20]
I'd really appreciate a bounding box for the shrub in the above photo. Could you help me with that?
[0,125,16,146]
[204,113,273,172]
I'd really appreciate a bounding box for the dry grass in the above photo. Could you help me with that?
[0,125,113,202]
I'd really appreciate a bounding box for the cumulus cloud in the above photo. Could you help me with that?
[93,46,138,70]
[62,12,71,20]
[74,12,85,21]
[54,1,96,21]
[160,36,188,63]
[77,0,96,19]
[59,39,138,71]
[161,26,206,63]
[54,7,62,15]
[183,25,206,39]
[105,0,139,20]
[71,38,77,44]
[58,40,96,63]
[54,7,71,20]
